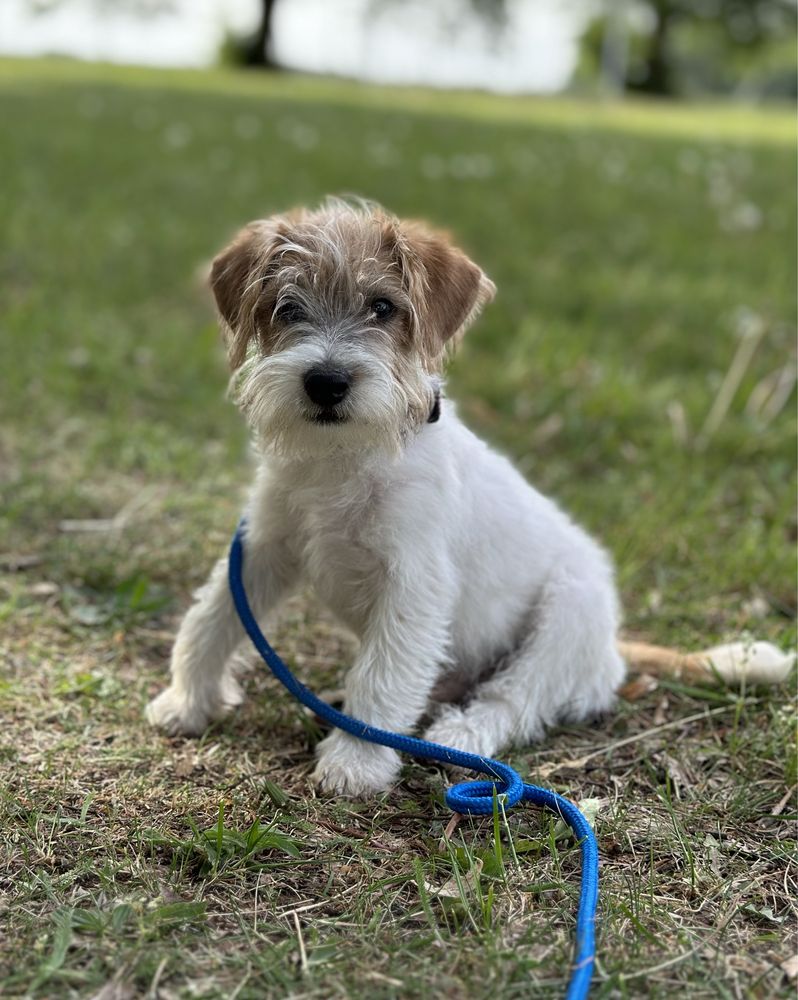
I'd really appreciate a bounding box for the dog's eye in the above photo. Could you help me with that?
[274,301,306,324]
[371,298,395,321]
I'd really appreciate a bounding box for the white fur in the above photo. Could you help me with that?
[699,640,795,685]
[147,398,625,795]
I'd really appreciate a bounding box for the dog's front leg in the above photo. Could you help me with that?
[147,528,297,736]
[313,584,452,796]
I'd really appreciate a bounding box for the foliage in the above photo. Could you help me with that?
[580,0,797,97]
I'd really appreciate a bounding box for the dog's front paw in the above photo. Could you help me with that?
[146,675,242,737]
[312,730,401,796]
[146,686,211,736]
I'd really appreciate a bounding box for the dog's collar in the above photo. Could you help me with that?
[427,389,441,424]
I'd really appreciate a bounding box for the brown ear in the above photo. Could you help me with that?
[210,220,280,369]
[398,221,495,360]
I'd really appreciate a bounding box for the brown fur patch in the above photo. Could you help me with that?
[394,220,496,363]
[209,200,494,373]
[210,220,279,369]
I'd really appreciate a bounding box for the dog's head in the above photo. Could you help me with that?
[210,198,495,456]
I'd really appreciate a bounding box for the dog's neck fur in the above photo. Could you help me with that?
[262,404,442,485]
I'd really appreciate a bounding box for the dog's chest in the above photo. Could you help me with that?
[286,474,388,632]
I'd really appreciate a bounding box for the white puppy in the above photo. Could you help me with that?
[147,198,791,795]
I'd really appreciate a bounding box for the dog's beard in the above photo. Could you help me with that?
[229,347,433,460]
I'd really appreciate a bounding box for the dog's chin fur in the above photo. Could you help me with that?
[229,345,435,460]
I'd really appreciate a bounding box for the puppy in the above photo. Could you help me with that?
[147,198,792,795]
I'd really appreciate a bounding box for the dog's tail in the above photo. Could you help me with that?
[618,638,795,686]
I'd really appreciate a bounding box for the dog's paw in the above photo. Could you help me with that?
[146,686,211,736]
[424,709,496,760]
[312,730,400,796]
[146,676,242,737]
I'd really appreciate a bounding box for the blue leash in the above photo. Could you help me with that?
[228,524,599,999]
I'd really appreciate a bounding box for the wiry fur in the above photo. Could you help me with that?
[212,199,492,459]
[145,199,627,794]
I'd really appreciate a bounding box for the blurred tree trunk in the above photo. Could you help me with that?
[630,1,673,95]
[240,0,278,67]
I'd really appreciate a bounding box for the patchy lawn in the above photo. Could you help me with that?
[0,58,795,998]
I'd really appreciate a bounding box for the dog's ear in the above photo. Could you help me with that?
[397,221,495,361]
[210,219,283,369]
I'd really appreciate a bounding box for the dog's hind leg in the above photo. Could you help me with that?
[424,565,626,758]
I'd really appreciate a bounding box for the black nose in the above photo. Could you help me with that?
[303,367,351,408]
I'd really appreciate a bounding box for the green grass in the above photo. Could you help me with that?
[1,57,796,998]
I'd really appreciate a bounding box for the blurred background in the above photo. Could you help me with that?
[2,0,797,98]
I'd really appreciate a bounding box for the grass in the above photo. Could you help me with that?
[0,57,796,998]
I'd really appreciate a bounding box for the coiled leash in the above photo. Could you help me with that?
[229,524,599,1000]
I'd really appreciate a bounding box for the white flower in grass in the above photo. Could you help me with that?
[234,114,261,140]
[163,122,191,150]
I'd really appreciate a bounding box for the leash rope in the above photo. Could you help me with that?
[228,523,599,1000]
